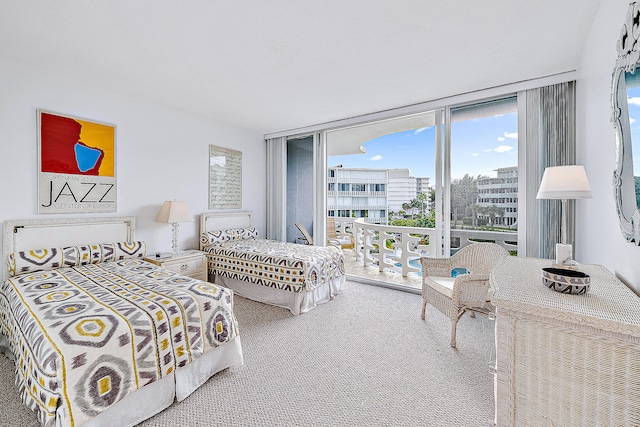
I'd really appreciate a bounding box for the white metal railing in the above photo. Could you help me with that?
[339,218,517,278]
[350,218,436,277]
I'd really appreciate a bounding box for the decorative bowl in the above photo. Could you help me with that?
[541,267,591,294]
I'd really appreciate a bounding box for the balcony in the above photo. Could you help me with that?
[335,218,517,291]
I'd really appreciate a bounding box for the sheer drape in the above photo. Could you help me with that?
[266,137,287,241]
[313,132,328,246]
[523,81,576,259]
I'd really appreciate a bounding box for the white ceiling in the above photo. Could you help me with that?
[0,0,602,135]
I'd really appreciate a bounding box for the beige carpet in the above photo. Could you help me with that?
[0,281,496,427]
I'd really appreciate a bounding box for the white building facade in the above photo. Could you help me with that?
[387,169,418,214]
[476,166,518,228]
[327,167,388,224]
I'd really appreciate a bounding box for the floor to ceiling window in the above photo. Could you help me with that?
[265,79,576,291]
[449,97,518,254]
[325,97,518,288]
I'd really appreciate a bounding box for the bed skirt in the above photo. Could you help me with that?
[216,275,345,315]
[63,336,243,427]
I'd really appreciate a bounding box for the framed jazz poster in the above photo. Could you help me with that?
[37,110,117,214]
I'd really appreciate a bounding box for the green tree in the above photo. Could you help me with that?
[416,209,436,228]
[416,192,429,217]
[429,188,436,210]
[478,204,505,228]
[410,197,421,217]
[402,202,413,219]
[451,174,479,228]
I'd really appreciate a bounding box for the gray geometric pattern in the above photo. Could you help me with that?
[7,241,147,277]
[2,280,496,427]
[0,259,239,427]
[203,238,345,293]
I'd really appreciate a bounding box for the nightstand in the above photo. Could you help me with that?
[143,249,207,281]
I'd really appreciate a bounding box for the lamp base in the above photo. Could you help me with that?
[555,243,573,266]
[171,222,180,256]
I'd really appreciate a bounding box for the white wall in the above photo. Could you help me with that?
[0,55,266,263]
[576,0,640,292]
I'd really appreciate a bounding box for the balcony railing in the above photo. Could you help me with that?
[337,218,517,279]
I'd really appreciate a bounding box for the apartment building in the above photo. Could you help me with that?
[327,167,388,224]
[387,169,417,214]
[476,166,518,228]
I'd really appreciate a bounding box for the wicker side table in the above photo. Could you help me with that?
[491,257,640,427]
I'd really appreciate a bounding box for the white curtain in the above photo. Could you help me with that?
[266,137,287,241]
[313,132,328,246]
[523,81,576,259]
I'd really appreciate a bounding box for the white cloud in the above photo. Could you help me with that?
[494,145,513,153]
[503,131,518,139]
[497,137,505,141]
[628,96,640,106]
[369,154,383,161]
[472,153,479,157]
[631,118,637,124]
[414,127,428,134]
[483,149,492,152]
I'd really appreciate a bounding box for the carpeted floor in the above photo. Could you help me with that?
[0,281,496,427]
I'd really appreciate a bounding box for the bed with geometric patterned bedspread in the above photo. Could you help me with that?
[200,212,345,315]
[0,218,243,427]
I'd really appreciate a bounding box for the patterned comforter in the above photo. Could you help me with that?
[204,239,345,293]
[0,259,239,427]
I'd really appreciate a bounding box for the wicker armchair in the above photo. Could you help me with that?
[420,242,510,348]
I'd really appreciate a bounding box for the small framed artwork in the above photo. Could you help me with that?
[209,144,242,209]
[38,110,116,214]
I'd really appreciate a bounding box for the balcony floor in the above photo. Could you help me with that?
[341,249,422,292]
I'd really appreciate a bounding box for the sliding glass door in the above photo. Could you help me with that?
[449,97,518,255]
[322,97,518,287]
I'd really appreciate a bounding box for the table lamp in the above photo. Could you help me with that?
[536,165,592,266]
[155,200,192,255]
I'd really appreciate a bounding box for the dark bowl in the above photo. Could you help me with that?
[541,267,590,294]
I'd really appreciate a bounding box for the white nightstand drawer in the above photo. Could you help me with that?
[162,256,205,277]
[144,250,207,281]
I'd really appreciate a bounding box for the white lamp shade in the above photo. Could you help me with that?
[536,165,593,200]
[155,201,193,223]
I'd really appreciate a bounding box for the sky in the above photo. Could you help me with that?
[627,85,640,174]
[329,111,518,181]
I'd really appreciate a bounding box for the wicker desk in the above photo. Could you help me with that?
[490,257,640,427]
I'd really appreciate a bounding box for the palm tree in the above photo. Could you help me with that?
[402,202,413,219]
[410,198,421,218]
[416,192,429,217]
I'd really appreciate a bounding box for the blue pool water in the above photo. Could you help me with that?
[394,259,468,277]
[395,258,421,270]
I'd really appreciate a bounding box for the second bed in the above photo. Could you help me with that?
[200,212,345,315]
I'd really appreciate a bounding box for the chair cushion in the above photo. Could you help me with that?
[426,276,492,301]
[426,277,455,299]
[451,267,469,277]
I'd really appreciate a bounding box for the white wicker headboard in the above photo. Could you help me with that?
[2,216,135,280]
[200,211,252,233]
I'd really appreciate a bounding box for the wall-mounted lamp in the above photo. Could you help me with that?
[155,200,192,255]
[536,165,592,265]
